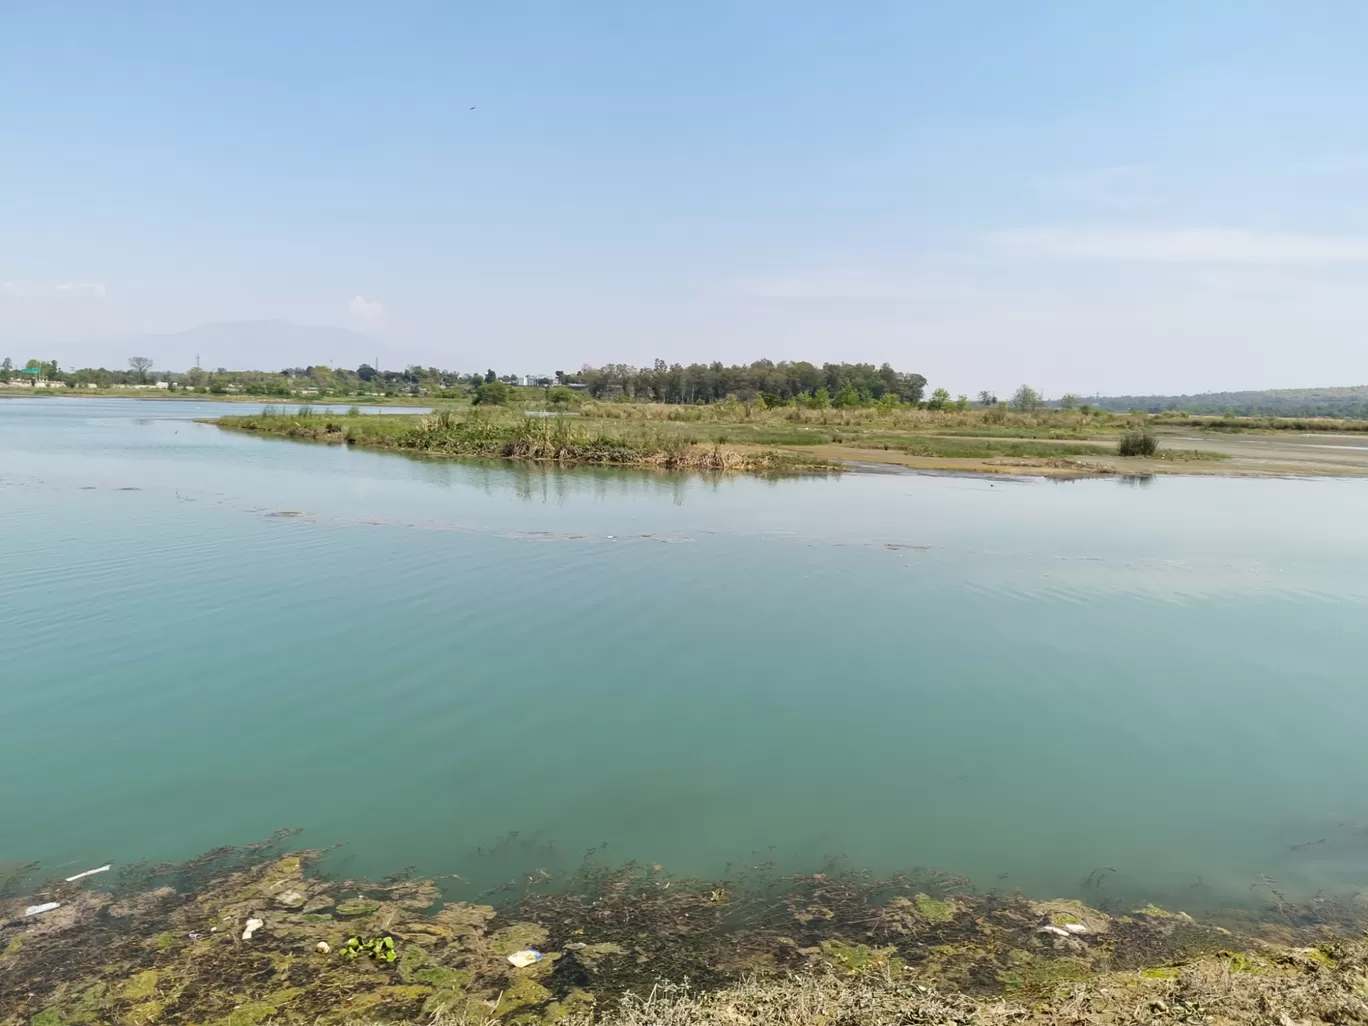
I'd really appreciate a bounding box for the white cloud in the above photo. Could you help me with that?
[734,269,986,303]
[990,227,1368,264]
[347,295,385,321]
[1,281,107,299]
[54,282,107,298]
[1033,166,1159,210]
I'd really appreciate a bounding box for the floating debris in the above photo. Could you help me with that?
[64,864,111,882]
[508,948,543,968]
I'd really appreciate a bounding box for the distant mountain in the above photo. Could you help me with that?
[1088,385,1368,418]
[40,320,389,374]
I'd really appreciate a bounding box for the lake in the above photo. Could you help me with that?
[4,397,1368,912]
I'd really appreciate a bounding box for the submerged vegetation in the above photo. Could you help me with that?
[7,833,1368,1026]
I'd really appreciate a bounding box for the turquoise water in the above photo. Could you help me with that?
[4,397,1368,909]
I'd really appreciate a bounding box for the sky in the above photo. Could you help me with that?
[4,1,1368,395]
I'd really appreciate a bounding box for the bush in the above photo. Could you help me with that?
[473,380,511,405]
[1117,431,1159,457]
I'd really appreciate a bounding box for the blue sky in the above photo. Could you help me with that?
[4,1,1368,394]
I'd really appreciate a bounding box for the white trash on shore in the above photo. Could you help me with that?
[507,948,543,968]
[242,917,264,940]
[65,864,112,883]
[25,902,61,916]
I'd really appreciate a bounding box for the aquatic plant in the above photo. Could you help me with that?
[342,935,397,962]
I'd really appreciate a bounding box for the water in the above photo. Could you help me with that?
[3,397,1368,910]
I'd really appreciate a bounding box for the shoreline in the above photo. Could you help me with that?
[211,410,1368,480]
[5,837,1367,1026]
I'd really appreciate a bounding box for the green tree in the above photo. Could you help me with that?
[128,356,153,382]
[0,357,12,381]
[812,386,831,409]
[1010,385,1042,412]
[977,390,997,407]
[955,394,970,411]
[548,385,574,406]
[484,368,497,384]
[473,379,511,405]
[832,383,861,408]
[927,387,951,410]
[1059,393,1081,411]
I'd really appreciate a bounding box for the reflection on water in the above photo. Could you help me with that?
[2,398,1368,914]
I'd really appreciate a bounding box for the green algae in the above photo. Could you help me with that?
[499,975,553,1014]
[334,898,382,917]
[820,940,901,976]
[1140,965,1181,979]
[544,988,597,1022]
[114,970,160,1001]
[2,936,21,957]
[997,950,1093,995]
[913,894,956,923]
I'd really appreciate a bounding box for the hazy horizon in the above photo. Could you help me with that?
[6,3,1368,395]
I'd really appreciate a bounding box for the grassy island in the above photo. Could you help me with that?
[211,402,1269,477]
[214,406,828,472]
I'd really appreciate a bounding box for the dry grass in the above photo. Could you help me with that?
[346,944,1368,1026]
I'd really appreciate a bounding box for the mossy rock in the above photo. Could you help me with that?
[64,983,108,1025]
[490,922,549,956]
[499,975,552,1014]
[423,991,491,1020]
[120,999,165,1025]
[1134,903,1193,922]
[819,939,900,976]
[544,988,597,1022]
[914,893,957,923]
[412,967,472,989]
[998,949,1093,995]
[1140,965,1181,979]
[1029,899,1111,934]
[30,1011,64,1026]
[342,985,435,1017]
[1228,951,1265,974]
[430,902,496,941]
[335,898,382,917]
[115,970,160,1001]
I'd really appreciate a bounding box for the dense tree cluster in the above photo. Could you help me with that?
[563,360,927,406]
[1090,387,1368,418]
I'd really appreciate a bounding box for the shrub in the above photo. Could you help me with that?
[1117,431,1159,457]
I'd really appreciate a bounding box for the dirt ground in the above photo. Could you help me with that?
[777,431,1368,478]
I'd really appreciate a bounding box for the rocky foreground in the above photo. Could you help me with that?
[4,839,1366,1026]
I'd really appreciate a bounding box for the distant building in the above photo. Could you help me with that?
[521,374,551,387]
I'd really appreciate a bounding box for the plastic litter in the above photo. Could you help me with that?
[25,902,61,917]
[1062,923,1088,935]
[507,948,543,968]
[316,941,331,954]
[242,917,264,940]
[65,864,112,883]
[1038,925,1071,937]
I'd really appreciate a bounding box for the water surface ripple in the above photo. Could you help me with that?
[3,397,1368,908]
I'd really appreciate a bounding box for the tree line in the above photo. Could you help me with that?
[2,354,1073,414]
[561,360,927,406]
